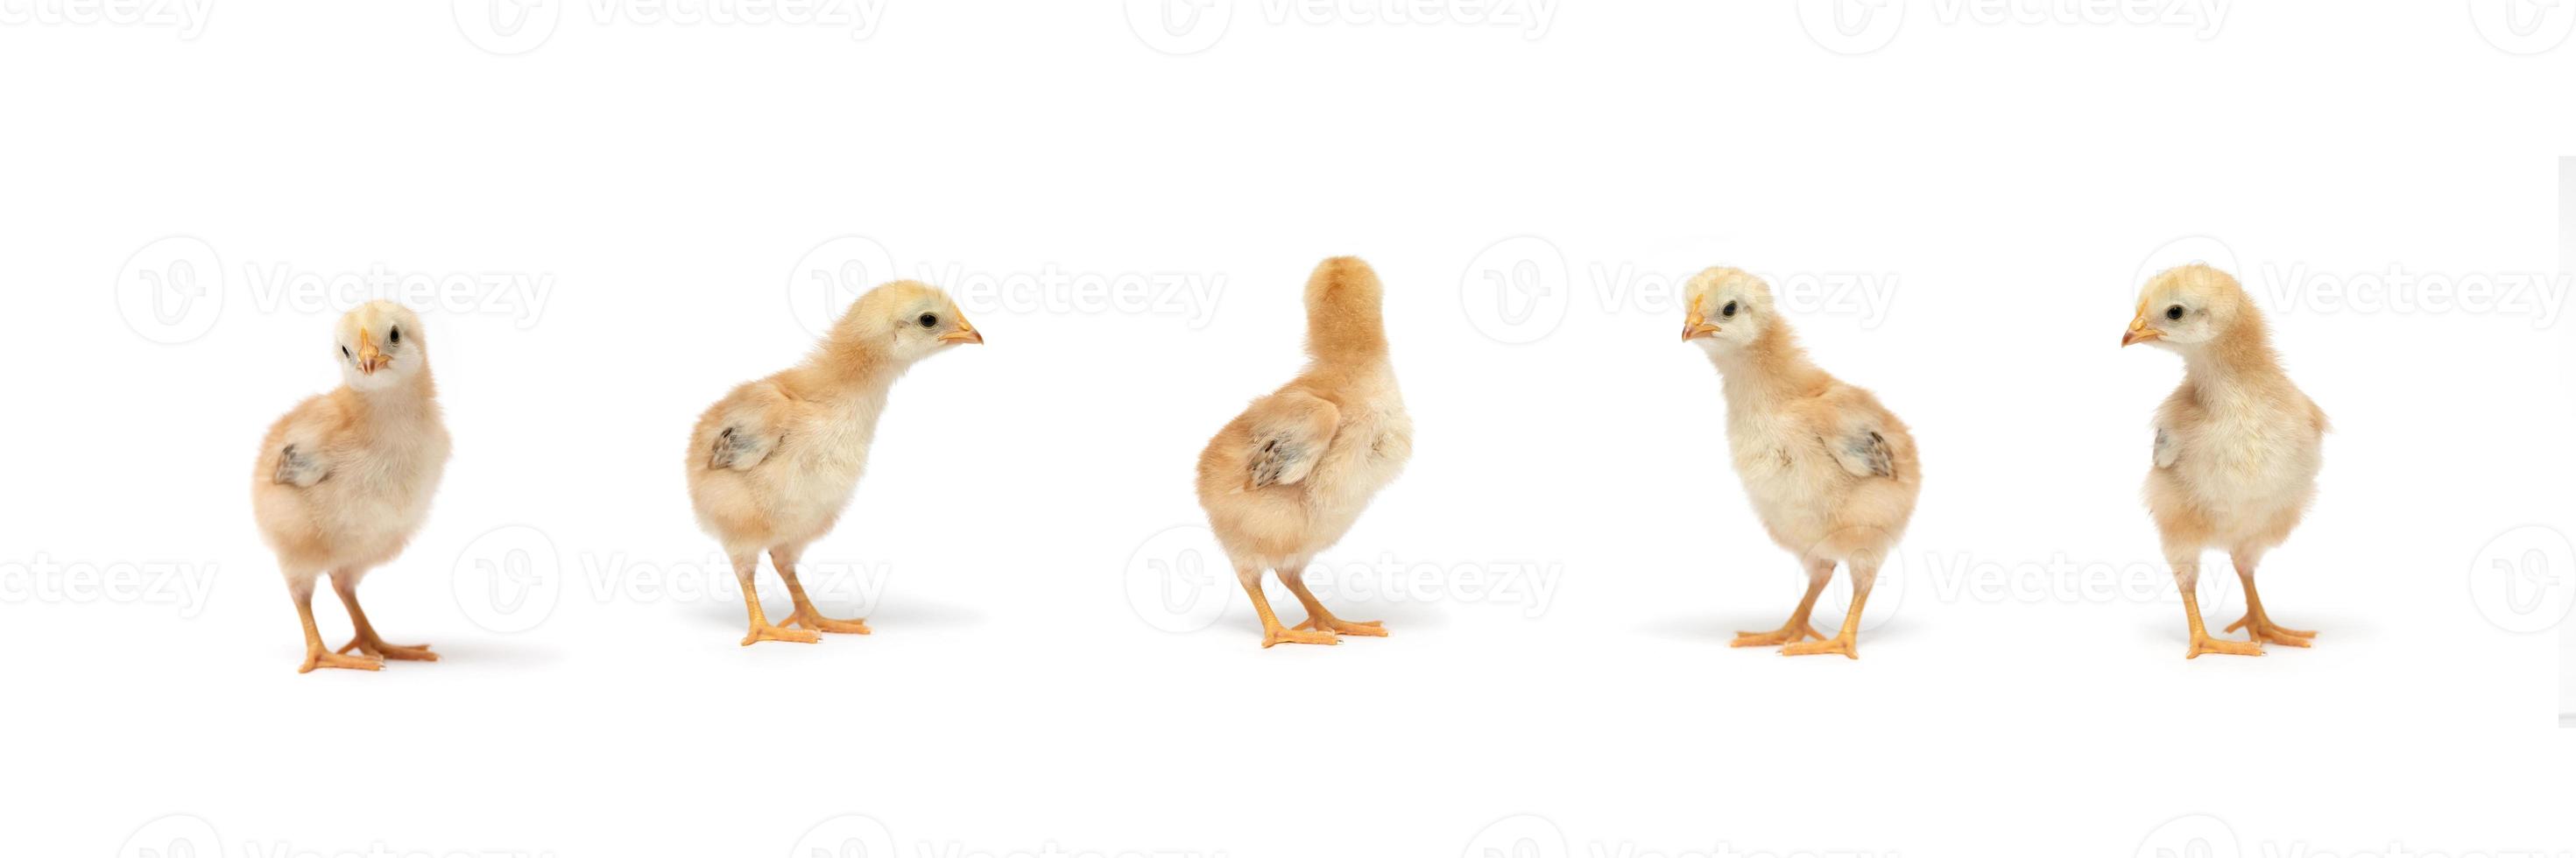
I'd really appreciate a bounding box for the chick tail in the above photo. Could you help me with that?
[1304,256,1387,362]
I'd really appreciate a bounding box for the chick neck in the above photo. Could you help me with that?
[2173,312,2284,390]
[1305,301,1388,366]
[345,364,439,421]
[1704,320,1831,406]
[801,330,909,395]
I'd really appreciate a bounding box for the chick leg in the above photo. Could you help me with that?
[2221,552,2314,646]
[1241,565,1336,648]
[2172,555,2262,658]
[771,545,872,635]
[328,568,436,662]
[1280,564,1387,637]
[1733,559,1833,647]
[291,576,380,673]
[1781,561,1872,659]
[736,550,819,646]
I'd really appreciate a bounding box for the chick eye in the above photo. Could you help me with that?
[1721,301,1738,318]
[389,326,400,344]
[340,346,351,358]
[918,313,938,327]
[2165,305,2184,320]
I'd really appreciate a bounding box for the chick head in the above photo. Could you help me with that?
[834,279,983,362]
[1680,266,1774,352]
[2123,264,2248,350]
[332,299,427,390]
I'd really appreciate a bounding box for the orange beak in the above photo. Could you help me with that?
[356,328,385,374]
[2121,303,2159,348]
[937,320,984,345]
[1681,295,1720,341]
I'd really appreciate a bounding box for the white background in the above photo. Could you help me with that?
[3,3,2572,856]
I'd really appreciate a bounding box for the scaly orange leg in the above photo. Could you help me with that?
[1281,566,1386,637]
[1734,566,1831,647]
[293,580,380,673]
[1781,580,1867,659]
[773,548,872,635]
[2222,559,2313,647]
[1242,567,1336,648]
[329,570,436,662]
[2183,586,2262,658]
[735,552,818,646]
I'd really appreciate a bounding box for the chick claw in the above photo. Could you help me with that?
[1291,616,1387,637]
[780,610,872,635]
[337,638,438,662]
[1731,624,1828,647]
[299,651,384,673]
[2185,635,2265,658]
[1260,627,1341,648]
[1779,636,1859,659]
[741,624,822,646]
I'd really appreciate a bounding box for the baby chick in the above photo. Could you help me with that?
[1196,257,1413,648]
[687,280,981,646]
[251,300,453,673]
[1683,268,1920,659]
[2124,264,2326,658]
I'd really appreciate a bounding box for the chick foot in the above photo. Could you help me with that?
[1779,636,1858,659]
[1731,623,1827,647]
[741,624,822,646]
[2224,614,2315,644]
[1292,616,1387,637]
[337,637,438,662]
[1260,627,1341,648]
[780,609,872,635]
[299,649,384,673]
[2185,634,2265,658]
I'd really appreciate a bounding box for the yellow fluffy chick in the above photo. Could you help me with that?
[1683,268,1920,659]
[687,280,982,646]
[251,300,453,673]
[1196,257,1414,648]
[2124,264,2327,658]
